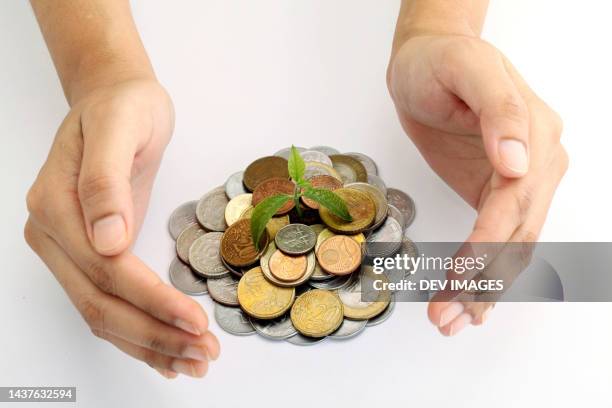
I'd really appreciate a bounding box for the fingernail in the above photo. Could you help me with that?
[498,138,528,174]
[171,360,201,378]
[182,346,209,362]
[93,214,126,252]
[174,319,201,336]
[439,302,464,327]
[155,368,178,379]
[481,305,494,324]
[449,313,473,336]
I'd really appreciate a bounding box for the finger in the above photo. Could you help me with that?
[24,219,220,362]
[78,104,152,256]
[438,42,530,177]
[28,126,210,338]
[93,330,209,379]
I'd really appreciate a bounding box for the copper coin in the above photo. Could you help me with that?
[252,177,295,214]
[220,218,269,267]
[243,156,289,191]
[301,175,343,210]
[268,250,307,282]
[316,235,362,276]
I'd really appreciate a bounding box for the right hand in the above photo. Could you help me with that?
[25,79,220,378]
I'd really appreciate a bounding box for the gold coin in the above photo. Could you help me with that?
[337,266,391,320]
[269,250,307,282]
[316,235,362,276]
[314,228,365,252]
[290,289,344,337]
[224,193,252,226]
[243,156,289,191]
[240,206,289,240]
[319,188,375,234]
[237,266,295,319]
[220,218,268,267]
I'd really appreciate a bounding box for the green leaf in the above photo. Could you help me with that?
[250,194,292,250]
[303,188,353,221]
[287,145,305,183]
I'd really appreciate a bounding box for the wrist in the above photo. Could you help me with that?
[68,53,156,105]
[391,0,487,56]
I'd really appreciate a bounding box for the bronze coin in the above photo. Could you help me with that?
[252,177,296,214]
[243,156,289,191]
[316,235,362,276]
[268,250,307,282]
[301,175,343,210]
[220,218,269,267]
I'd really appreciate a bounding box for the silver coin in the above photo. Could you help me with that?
[329,318,367,339]
[169,257,208,296]
[387,204,406,230]
[275,224,316,255]
[309,273,354,290]
[221,255,244,278]
[188,232,230,278]
[386,188,416,228]
[214,303,255,336]
[345,182,388,230]
[207,275,239,306]
[365,217,403,258]
[332,161,357,184]
[303,161,342,181]
[196,186,228,232]
[224,171,248,199]
[176,223,206,264]
[310,260,335,281]
[367,174,387,196]
[285,333,326,346]
[398,237,418,280]
[345,152,378,176]
[168,200,198,240]
[261,242,316,287]
[309,145,340,156]
[274,146,306,159]
[249,314,298,340]
[300,150,333,167]
[366,296,395,327]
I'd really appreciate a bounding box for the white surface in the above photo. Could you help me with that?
[1,1,611,407]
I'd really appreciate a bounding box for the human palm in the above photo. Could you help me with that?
[388,35,568,335]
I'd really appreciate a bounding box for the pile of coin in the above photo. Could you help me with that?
[167,146,417,345]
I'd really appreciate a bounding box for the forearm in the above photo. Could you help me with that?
[31,0,155,105]
[392,0,489,53]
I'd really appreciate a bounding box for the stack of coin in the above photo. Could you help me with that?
[167,146,417,345]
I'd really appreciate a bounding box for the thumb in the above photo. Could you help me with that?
[445,48,530,177]
[78,111,140,256]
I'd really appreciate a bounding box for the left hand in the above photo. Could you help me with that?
[387,34,568,335]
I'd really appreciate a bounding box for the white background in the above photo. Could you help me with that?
[1,1,611,407]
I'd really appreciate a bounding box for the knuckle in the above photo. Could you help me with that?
[86,259,116,295]
[145,332,169,355]
[78,173,121,209]
[497,94,528,122]
[77,294,106,330]
[557,146,570,175]
[26,183,45,217]
[514,186,535,224]
[140,348,160,368]
[23,219,40,252]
